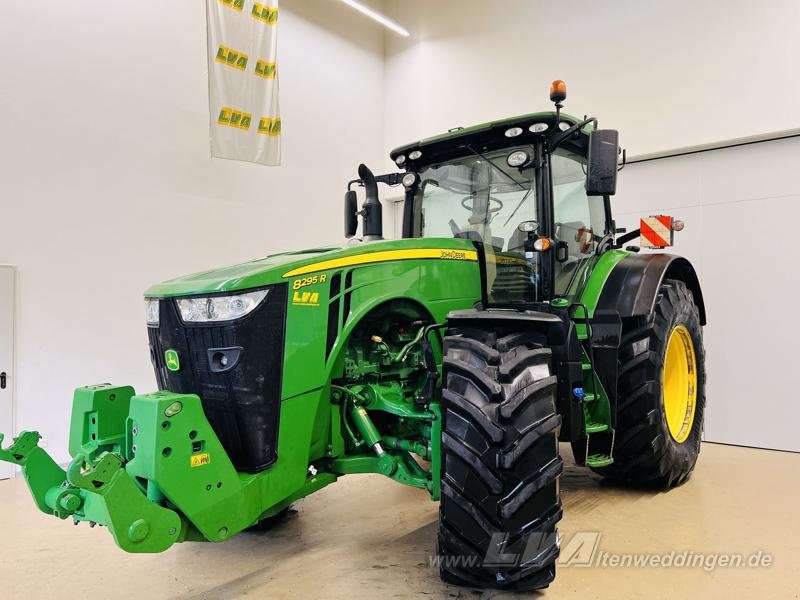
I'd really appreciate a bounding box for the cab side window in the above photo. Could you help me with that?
[551,150,606,298]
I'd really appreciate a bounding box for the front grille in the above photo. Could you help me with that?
[148,284,288,472]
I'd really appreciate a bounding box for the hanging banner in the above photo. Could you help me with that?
[206,0,281,165]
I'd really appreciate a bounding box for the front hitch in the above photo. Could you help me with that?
[1,426,183,553]
[2,384,290,553]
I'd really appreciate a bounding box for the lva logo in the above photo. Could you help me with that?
[218,107,252,131]
[292,291,320,307]
[216,45,249,71]
[255,60,277,79]
[257,117,281,136]
[252,3,278,24]
[218,0,244,12]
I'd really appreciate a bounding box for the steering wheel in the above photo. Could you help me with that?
[461,195,504,214]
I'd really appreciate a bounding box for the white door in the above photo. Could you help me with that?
[0,266,14,479]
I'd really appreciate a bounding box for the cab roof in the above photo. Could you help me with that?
[390,110,594,168]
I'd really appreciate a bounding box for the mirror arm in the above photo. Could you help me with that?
[550,117,597,151]
[615,229,640,246]
[618,148,627,172]
[348,173,404,191]
[603,194,615,236]
[375,173,402,186]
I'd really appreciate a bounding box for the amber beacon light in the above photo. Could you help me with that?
[549,79,567,103]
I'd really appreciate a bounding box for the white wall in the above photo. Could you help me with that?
[383,0,800,158]
[0,0,386,463]
[614,139,800,452]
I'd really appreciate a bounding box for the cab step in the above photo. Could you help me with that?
[586,453,614,468]
[585,422,609,434]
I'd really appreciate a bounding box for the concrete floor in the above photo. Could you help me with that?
[2,442,798,599]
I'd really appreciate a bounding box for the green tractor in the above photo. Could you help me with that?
[1,82,706,591]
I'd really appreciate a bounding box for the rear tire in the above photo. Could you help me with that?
[593,278,706,487]
[438,325,563,591]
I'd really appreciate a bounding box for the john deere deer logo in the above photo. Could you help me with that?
[165,349,181,372]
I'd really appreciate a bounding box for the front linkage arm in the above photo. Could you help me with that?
[0,429,183,552]
[0,431,67,516]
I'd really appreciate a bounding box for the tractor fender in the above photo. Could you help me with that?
[596,253,706,325]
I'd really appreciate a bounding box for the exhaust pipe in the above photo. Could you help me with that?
[358,163,383,241]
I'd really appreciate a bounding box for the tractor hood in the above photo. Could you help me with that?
[144,237,478,297]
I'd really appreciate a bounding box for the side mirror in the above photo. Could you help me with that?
[586,129,619,196]
[344,190,358,238]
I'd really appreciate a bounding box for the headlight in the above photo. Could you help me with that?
[145,298,160,326]
[507,150,530,167]
[176,289,269,323]
[408,150,422,160]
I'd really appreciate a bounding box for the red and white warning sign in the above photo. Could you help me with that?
[640,215,674,248]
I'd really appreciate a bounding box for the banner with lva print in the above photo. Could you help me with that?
[207,0,281,165]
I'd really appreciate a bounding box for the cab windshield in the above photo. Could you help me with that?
[413,145,606,303]
[413,146,536,253]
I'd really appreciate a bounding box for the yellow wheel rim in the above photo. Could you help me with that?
[662,325,697,443]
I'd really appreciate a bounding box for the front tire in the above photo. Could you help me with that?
[593,278,706,487]
[438,325,563,591]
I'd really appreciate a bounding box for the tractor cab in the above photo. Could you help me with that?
[354,81,623,306]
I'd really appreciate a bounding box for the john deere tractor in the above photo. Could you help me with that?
[1,82,706,591]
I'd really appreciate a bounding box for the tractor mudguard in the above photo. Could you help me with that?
[596,254,706,325]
